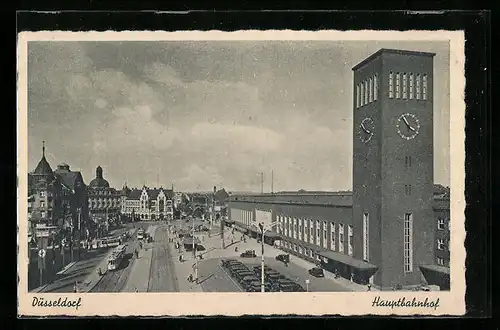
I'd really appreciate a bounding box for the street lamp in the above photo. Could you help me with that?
[257,221,281,293]
[192,216,198,284]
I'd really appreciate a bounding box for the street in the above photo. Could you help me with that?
[35,220,358,293]
[147,226,179,292]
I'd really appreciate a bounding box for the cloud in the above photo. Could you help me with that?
[28,41,449,191]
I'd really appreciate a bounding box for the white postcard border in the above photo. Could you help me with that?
[17,30,466,316]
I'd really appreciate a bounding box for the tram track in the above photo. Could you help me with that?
[90,238,140,292]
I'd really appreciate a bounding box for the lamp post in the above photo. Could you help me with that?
[192,216,198,283]
[258,221,281,293]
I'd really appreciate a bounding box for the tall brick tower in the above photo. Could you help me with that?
[351,49,436,289]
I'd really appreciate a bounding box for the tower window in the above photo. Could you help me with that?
[364,80,368,105]
[437,239,446,250]
[402,73,407,99]
[369,77,373,103]
[405,156,412,168]
[356,84,360,108]
[373,74,378,101]
[360,83,364,106]
[409,73,414,99]
[423,74,428,100]
[416,74,421,100]
[389,72,394,98]
[404,184,412,195]
[437,218,446,230]
[363,213,369,261]
[404,213,413,273]
[437,257,445,266]
[395,72,400,99]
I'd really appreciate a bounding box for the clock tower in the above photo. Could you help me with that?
[351,49,436,290]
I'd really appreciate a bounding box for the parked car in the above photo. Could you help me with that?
[240,250,257,258]
[229,265,248,274]
[240,275,259,290]
[253,265,273,274]
[308,267,325,278]
[275,254,290,263]
[265,272,281,282]
[246,281,272,292]
[234,270,255,281]
[221,259,240,267]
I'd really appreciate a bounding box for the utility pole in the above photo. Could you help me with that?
[260,172,264,194]
[271,170,274,194]
[218,185,225,249]
[77,208,81,260]
[192,216,198,283]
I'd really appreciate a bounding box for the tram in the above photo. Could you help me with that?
[137,229,145,240]
[107,244,127,271]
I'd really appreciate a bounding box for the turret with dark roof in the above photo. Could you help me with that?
[89,166,110,188]
[33,141,53,176]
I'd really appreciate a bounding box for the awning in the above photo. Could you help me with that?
[317,251,378,271]
[419,264,450,290]
[264,231,281,239]
[225,219,235,224]
[182,237,201,245]
[419,264,450,275]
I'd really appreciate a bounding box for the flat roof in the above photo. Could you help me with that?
[318,251,378,270]
[352,48,436,71]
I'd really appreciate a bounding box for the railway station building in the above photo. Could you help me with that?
[228,49,451,291]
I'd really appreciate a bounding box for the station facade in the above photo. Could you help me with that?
[228,49,451,290]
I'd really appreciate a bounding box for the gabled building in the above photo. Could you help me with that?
[121,186,175,221]
[28,142,88,245]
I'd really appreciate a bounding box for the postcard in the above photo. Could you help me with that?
[17,30,465,316]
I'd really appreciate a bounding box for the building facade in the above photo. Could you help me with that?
[87,166,122,235]
[228,49,450,290]
[28,142,89,246]
[121,186,174,221]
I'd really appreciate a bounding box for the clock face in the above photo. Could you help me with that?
[358,117,375,143]
[397,113,420,140]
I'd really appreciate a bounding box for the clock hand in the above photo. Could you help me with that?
[402,115,415,131]
[361,122,370,134]
[361,123,371,134]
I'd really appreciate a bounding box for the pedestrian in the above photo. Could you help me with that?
[73,282,78,293]
[367,283,372,291]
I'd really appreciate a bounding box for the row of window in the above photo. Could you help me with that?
[231,208,254,225]
[276,215,354,257]
[355,74,378,108]
[389,72,428,100]
[278,241,326,262]
[89,190,118,196]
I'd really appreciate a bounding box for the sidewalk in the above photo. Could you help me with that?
[77,250,112,293]
[168,230,203,292]
[121,241,154,292]
[122,225,157,292]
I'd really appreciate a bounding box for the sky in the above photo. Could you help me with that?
[27,40,450,192]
